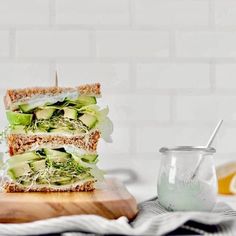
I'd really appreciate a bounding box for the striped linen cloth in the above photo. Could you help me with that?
[0,198,235,236]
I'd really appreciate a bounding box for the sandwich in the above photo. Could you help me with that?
[3,83,113,192]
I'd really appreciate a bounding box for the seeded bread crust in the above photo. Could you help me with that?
[4,83,101,109]
[7,130,100,156]
[3,181,95,192]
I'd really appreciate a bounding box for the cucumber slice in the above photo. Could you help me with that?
[77,96,97,106]
[6,111,33,125]
[50,176,72,185]
[30,159,46,172]
[63,108,78,120]
[8,152,40,167]
[44,148,71,163]
[35,108,56,120]
[8,163,31,179]
[49,128,84,135]
[79,113,97,129]
[49,128,71,133]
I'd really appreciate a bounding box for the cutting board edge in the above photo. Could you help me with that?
[0,178,139,223]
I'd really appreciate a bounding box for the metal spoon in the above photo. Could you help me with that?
[191,120,223,180]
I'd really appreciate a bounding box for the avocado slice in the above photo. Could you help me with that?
[76,96,97,106]
[8,152,40,167]
[81,154,98,163]
[6,111,33,125]
[44,148,71,163]
[8,163,32,179]
[19,103,38,113]
[63,108,78,120]
[30,159,46,172]
[35,108,56,120]
[79,113,97,129]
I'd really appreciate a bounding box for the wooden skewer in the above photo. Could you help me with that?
[55,71,58,87]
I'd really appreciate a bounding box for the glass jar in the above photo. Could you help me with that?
[157,146,218,212]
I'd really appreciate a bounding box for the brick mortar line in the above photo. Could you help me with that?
[209,62,216,92]
[5,26,236,31]
[108,90,236,95]
[1,57,236,64]
[99,153,158,158]
[9,28,16,58]
[129,152,236,156]
[129,124,137,155]
[170,93,177,124]
[130,62,136,92]
[126,122,236,127]
[174,28,236,32]
[90,30,96,58]
[0,25,236,31]
[209,0,215,28]
[129,0,135,28]
[112,89,213,95]
[169,30,176,61]
[49,0,56,27]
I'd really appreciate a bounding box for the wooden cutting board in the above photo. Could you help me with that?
[0,179,138,223]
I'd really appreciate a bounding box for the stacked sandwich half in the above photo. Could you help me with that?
[3,83,112,192]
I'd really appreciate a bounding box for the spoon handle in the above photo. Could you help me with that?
[206,120,223,148]
[191,120,223,180]
[191,158,204,180]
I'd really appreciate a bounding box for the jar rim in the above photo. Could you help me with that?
[159,146,216,153]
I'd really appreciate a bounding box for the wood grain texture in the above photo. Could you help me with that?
[0,179,138,223]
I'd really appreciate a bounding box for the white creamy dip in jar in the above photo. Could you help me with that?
[157,146,218,212]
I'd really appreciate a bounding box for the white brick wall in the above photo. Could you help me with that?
[134,0,209,26]
[103,94,170,122]
[176,95,236,122]
[0,0,236,195]
[96,31,169,58]
[0,0,50,25]
[136,63,210,89]
[215,64,236,89]
[0,63,51,88]
[55,0,130,25]
[56,63,130,92]
[0,31,10,56]
[136,125,215,153]
[16,31,91,58]
[215,0,236,26]
[176,31,236,58]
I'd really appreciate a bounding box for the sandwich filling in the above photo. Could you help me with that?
[3,83,111,192]
[6,148,103,188]
[6,96,113,142]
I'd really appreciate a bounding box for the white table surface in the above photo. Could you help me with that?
[218,195,236,210]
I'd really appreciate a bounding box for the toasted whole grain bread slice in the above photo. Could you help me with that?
[4,83,101,110]
[7,130,100,156]
[3,180,95,192]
